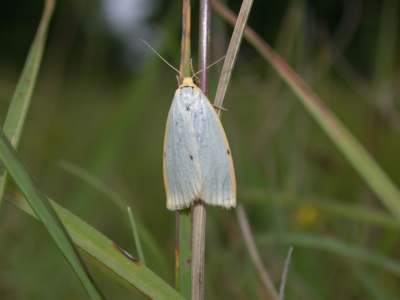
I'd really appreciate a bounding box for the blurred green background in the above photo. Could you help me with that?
[1,0,400,299]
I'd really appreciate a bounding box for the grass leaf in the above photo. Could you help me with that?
[11,194,184,299]
[0,130,104,299]
[258,233,400,277]
[59,160,126,210]
[236,205,279,299]
[243,190,400,230]
[213,0,254,111]
[59,160,167,273]
[0,0,55,207]
[213,0,400,218]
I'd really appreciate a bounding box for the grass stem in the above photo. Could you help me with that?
[213,0,254,112]
[190,1,212,299]
[237,205,279,300]
[279,246,293,300]
[212,0,400,218]
[176,1,193,297]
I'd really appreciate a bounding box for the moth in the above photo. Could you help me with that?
[163,77,236,210]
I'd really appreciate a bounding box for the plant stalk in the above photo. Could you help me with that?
[237,205,279,300]
[176,0,193,298]
[212,0,400,218]
[191,1,211,299]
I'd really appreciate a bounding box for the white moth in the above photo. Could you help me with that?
[163,77,236,210]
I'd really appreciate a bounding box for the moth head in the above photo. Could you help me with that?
[179,77,197,88]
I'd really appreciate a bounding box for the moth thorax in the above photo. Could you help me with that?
[180,77,195,88]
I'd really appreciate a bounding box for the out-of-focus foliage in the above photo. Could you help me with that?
[1,0,400,299]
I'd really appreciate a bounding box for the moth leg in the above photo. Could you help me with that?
[213,104,228,112]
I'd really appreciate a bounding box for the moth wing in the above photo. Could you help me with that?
[163,88,201,210]
[196,92,236,208]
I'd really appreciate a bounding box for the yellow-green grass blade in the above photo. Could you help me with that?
[0,0,55,207]
[12,195,184,299]
[59,160,126,210]
[258,233,400,277]
[213,1,400,218]
[59,160,167,273]
[242,190,400,230]
[0,130,105,299]
[127,206,146,264]
[353,266,398,300]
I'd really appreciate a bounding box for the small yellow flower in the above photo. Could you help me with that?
[294,205,319,228]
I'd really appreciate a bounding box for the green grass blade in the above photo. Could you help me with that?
[127,206,146,264]
[59,160,126,210]
[62,161,149,267]
[59,160,167,273]
[176,211,192,298]
[374,0,398,86]
[243,190,400,230]
[0,131,104,299]
[0,0,55,208]
[213,1,400,218]
[213,0,254,109]
[258,233,400,277]
[352,266,398,300]
[11,195,184,300]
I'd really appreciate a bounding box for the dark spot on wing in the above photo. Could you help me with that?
[227,149,230,155]
[189,154,194,160]
[186,105,190,111]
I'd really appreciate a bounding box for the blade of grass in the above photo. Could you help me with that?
[59,160,168,275]
[179,0,192,82]
[374,0,398,87]
[373,0,399,124]
[0,130,104,299]
[0,0,54,208]
[127,206,146,264]
[252,0,305,155]
[212,0,400,218]
[243,190,400,230]
[176,210,191,298]
[257,233,400,277]
[279,246,293,300]
[352,265,398,300]
[213,0,254,111]
[59,160,126,209]
[11,195,184,299]
[236,205,279,300]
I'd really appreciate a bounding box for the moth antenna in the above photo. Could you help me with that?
[193,55,226,77]
[139,38,180,74]
[190,58,196,76]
